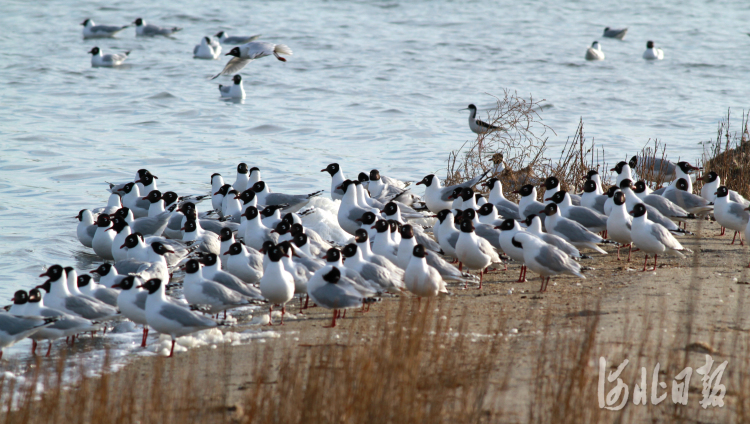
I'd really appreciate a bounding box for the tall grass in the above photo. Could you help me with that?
[701,109,750,198]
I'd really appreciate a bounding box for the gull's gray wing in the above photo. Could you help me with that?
[650,224,684,251]
[414,229,441,252]
[213,271,263,298]
[495,201,521,220]
[566,207,607,229]
[663,190,711,211]
[347,206,370,222]
[132,212,171,236]
[92,25,128,34]
[522,201,546,220]
[85,224,97,239]
[159,303,216,328]
[539,233,580,257]
[555,219,601,243]
[535,245,581,275]
[226,35,262,44]
[446,231,459,249]
[475,224,503,250]
[199,219,239,235]
[644,194,688,217]
[212,57,252,79]
[194,45,199,55]
[439,187,455,202]
[134,291,148,310]
[0,314,48,337]
[94,288,119,307]
[592,195,607,214]
[200,282,247,305]
[426,253,471,281]
[727,203,750,225]
[310,284,363,310]
[644,205,679,230]
[64,296,118,320]
[264,193,307,207]
[219,85,231,95]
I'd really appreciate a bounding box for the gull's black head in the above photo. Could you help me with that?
[275,221,291,235]
[134,18,144,26]
[716,186,729,198]
[220,227,233,242]
[141,279,162,295]
[543,203,558,216]
[239,189,256,205]
[612,161,628,174]
[373,220,390,233]
[87,46,102,56]
[354,229,368,243]
[412,244,427,258]
[459,220,474,233]
[449,187,462,200]
[629,156,638,169]
[322,266,341,284]
[676,161,699,174]
[77,274,92,288]
[339,179,355,194]
[123,233,140,249]
[113,207,130,219]
[232,74,242,85]
[357,172,369,183]
[548,191,565,204]
[369,169,381,181]
[483,177,498,190]
[226,46,241,57]
[583,180,597,193]
[523,214,536,228]
[613,192,626,206]
[399,224,414,239]
[606,186,618,198]
[183,220,197,233]
[150,241,172,256]
[478,203,495,217]
[139,173,155,187]
[498,218,516,231]
[460,187,474,202]
[387,220,400,233]
[342,243,358,258]
[81,19,91,26]
[39,264,64,283]
[116,275,137,291]
[360,211,377,225]
[646,41,654,49]
[702,171,718,183]
[96,214,111,228]
[586,170,599,180]
[293,232,308,248]
[92,263,113,277]
[633,181,647,194]
[632,203,647,218]
[28,289,43,303]
[120,182,135,194]
[145,190,162,204]
[13,290,28,305]
[322,163,340,176]
[517,184,535,198]
[185,259,201,274]
[242,206,259,220]
[619,179,633,189]
[200,253,219,267]
[162,191,179,206]
[215,31,225,38]
[110,216,129,233]
[227,242,244,256]
[383,202,399,216]
[542,176,560,191]
[77,209,88,221]
[290,223,304,236]
[268,246,287,262]
[435,209,452,224]
[462,208,477,221]
[325,248,341,263]
[416,174,435,187]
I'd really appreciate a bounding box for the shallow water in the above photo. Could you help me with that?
[1,0,749,356]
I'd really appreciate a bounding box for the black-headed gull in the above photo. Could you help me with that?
[603,27,627,40]
[182,220,220,255]
[619,180,692,235]
[455,220,502,288]
[662,178,713,216]
[404,245,448,299]
[481,178,521,220]
[37,265,119,321]
[541,203,608,254]
[183,259,253,316]
[462,104,504,134]
[435,209,460,260]
[81,19,130,39]
[699,172,749,205]
[214,31,262,45]
[77,274,119,307]
[541,176,581,206]
[140,278,218,357]
[224,242,264,285]
[606,192,634,261]
[259,245,295,325]
[92,214,115,259]
[341,243,404,293]
[612,161,634,187]
[546,191,607,233]
[322,163,346,200]
[219,74,245,99]
[511,233,584,292]
[643,41,664,60]
[0,312,59,359]
[307,266,378,327]
[580,180,608,215]
[714,186,750,245]
[133,18,182,37]
[88,47,130,67]
[194,36,221,59]
[252,181,323,212]
[514,184,547,223]
[211,42,292,79]
[76,209,97,248]
[90,263,125,289]
[496,218,529,282]
[416,171,488,213]
[630,203,690,271]
[585,41,605,61]
[523,214,582,260]
[337,180,373,235]
[111,275,150,347]
[242,207,278,251]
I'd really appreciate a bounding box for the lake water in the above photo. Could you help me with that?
[1,0,749,330]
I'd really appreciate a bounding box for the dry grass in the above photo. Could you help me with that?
[701,109,750,198]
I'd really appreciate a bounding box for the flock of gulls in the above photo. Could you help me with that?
[585,27,665,61]
[3,155,749,358]
[80,17,291,100]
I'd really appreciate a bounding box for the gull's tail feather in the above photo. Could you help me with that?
[274,44,293,56]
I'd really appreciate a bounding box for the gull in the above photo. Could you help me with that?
[115,240,173,283]
[404,245,448,299]
[214,31,262,45]
[92,214,116,260]
[224,242,264,285]
[371,220,400,265]
[381,202,437,248]
[233,163,251,192]
[496,218,530,282]
[219,75,245,99]
[211,42,292,80]
[259,245,295,325]
[435,209,461,260]
[107,169,156,194]
[0,313,59,359]
[323,247,382,296]
[612,161,634,186]
[307,266,378,327]
[541,203,608,254]
[462,104,504,134]
[476,203,505,226]
[37,265,120,321]
[662,178,713,216]
[603,186,619,216]
[515,184,547,223]
[243,206,278,251]
[341,243,404,293]
[416,169,489,213]
[584,170,604,194]
[251,181,323,212]
[455,220,502,288]
[546,190,607,233]
[657,162,701,195]
[699,171,749,205]
[606,192,635,261]
[367,169,407,198]
[337,180,373,235]
[144,190,165,217]
[139,278,218,357]
[630,203,690,271]
[183,219,220,255]
[92,192,123,215]
[12,289,99,356]
[714,186,750,245]
[397,224,472,283]
[603,27,628,40]
[211,173,226,210]
[183,260,253,316]
[261,205,286,229]
[291,223,331,257]
[643,41,664,60]
[88,47,130,67]
[511,233,585,292]
[353,229,403,274]
[77,274,119,307]
[523,214,582,259]
[111,275,150,347]
[194,36,221,59]
[461,209,504,251]
[580,180,608,215]
[90,263,125,289]
[81,19,130,39]
[541,176,581,206]
[118,182,150,218]
[585,41,605,61]
[322,163,346,200]
[482,178,521,220]
[618,179,692,235]
[76,209,97,248]
[133,18,182,37]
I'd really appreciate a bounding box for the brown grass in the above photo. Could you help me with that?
[701,109,750,198]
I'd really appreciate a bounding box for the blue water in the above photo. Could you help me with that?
[1,0,749,301]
